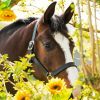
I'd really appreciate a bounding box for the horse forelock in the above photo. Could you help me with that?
[50,15,66,32]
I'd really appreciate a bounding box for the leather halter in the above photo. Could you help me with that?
[27,20,77,77]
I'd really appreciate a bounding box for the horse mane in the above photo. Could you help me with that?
[0,17,37,38]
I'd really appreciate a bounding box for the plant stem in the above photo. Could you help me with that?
[0,74,8,95]
[8,79,16,86]
[93,0,100,71]
[77,0,85,68]
[87,0,96,75]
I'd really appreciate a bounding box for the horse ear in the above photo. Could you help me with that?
[43,2,56,23]
[61,3,74,24]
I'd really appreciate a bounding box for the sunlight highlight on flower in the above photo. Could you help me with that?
[0,9,16,21]
[14,90,31,100]
[46,77,66,94]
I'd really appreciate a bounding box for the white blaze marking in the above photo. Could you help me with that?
[54,32,79,86]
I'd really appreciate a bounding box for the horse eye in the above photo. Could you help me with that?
[44,42,50,48]
[43,42,53,50]
[45,43,50,48]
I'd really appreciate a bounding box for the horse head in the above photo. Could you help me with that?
[29,2,78,87]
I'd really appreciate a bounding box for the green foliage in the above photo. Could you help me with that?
[73,29,90,56]
[0,54,100,99]
[52,88,72,100]
[0,0,11,9]
[0,0,21,10]
[0,92,6,100]
[78,84,100,100]
[0,54,72,100]
[74,72,100,100]
[58,0,66,11]
[91,0,100,5]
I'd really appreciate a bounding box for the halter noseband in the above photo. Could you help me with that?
[27,20,77,77]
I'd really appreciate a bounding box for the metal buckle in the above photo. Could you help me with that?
[28,41,34,50]
[47,72,52,80]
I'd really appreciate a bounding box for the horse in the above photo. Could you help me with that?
[0,2,79,94]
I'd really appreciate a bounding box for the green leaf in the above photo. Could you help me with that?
[0,0,11,10]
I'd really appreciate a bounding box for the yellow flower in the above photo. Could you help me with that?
[14,90,31,100]
[46,77,66,94]
[0,9,16,21]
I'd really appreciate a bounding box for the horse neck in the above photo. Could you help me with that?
[1,21,36,61]
[16,21,37,57]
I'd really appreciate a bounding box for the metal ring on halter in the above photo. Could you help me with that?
[28,41,34,51]
[47,72,52,80]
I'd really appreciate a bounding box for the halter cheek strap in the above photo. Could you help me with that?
[27,20,39,52]
[27,20,77,77]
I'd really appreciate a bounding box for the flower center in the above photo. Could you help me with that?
[22,97,25,100]
[52,85,61,90]
[4,14,12,17]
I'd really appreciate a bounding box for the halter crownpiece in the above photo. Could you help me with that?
[27,20,77,77]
